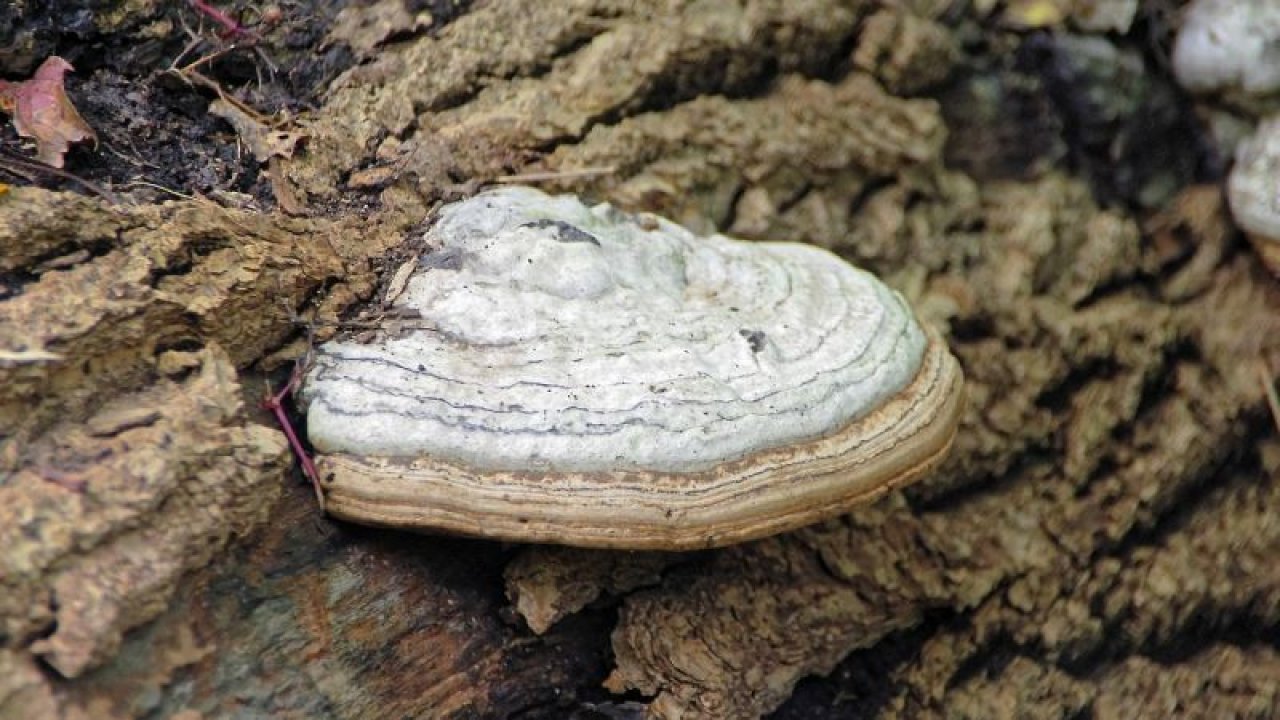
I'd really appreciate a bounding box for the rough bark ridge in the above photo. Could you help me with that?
[1,1,1278,719]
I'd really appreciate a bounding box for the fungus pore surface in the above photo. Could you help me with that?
[300,187,963,549]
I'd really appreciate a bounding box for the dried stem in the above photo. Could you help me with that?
[263,359,325,510]
[0,149,123,205]
[494,166,617,183]
[1260,359,1280,434]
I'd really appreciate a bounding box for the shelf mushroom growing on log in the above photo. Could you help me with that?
[1227,118,1280,276]
[298,187,964,550]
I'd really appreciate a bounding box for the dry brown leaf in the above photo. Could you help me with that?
[207,99,306,163]
[0,56,97,168]
[207,99,309,214]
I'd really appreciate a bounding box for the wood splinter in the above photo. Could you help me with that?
[298,187,965,550]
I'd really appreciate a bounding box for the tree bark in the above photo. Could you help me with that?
[2,2,1279,719]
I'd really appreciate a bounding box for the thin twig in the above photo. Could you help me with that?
[0,149,123,205]
[494,166,617,183]
[170,67,276,128]
[120,179,197,201]
[170,44,238,76]
[1260,359,1280,434]
[252,45,280,80]
[168,33,206,71]
[0,158,37,182]
[103,139,159,170]
[291,316,445,332]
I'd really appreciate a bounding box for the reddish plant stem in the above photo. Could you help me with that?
[264,363,324,509]
[187,0,258,40]
[1261,360,1280,434]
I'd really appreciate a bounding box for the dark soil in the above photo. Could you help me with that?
[939,22,1219,211]
[0,0,466,206]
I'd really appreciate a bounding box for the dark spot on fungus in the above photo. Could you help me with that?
[521,219,601,246]
[420,247,465,270]
[739,328,767,353]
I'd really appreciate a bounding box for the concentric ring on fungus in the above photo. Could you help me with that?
[299,187,965,550]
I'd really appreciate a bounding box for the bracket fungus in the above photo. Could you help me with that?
[1171,0,1280,97]
[1228,116,1280,275]
[299,187,964,550]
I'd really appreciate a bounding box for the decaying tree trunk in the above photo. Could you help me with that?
[3,2,1279,718]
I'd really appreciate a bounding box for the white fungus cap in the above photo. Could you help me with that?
[299,188,964,549]
[304,187,929,473]
[1229,116,1280,240]
[1172,0,1280,96]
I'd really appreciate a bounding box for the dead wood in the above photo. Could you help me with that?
[2,2,1279,719]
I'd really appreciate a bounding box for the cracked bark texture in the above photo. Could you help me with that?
[2,1,1279,719]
